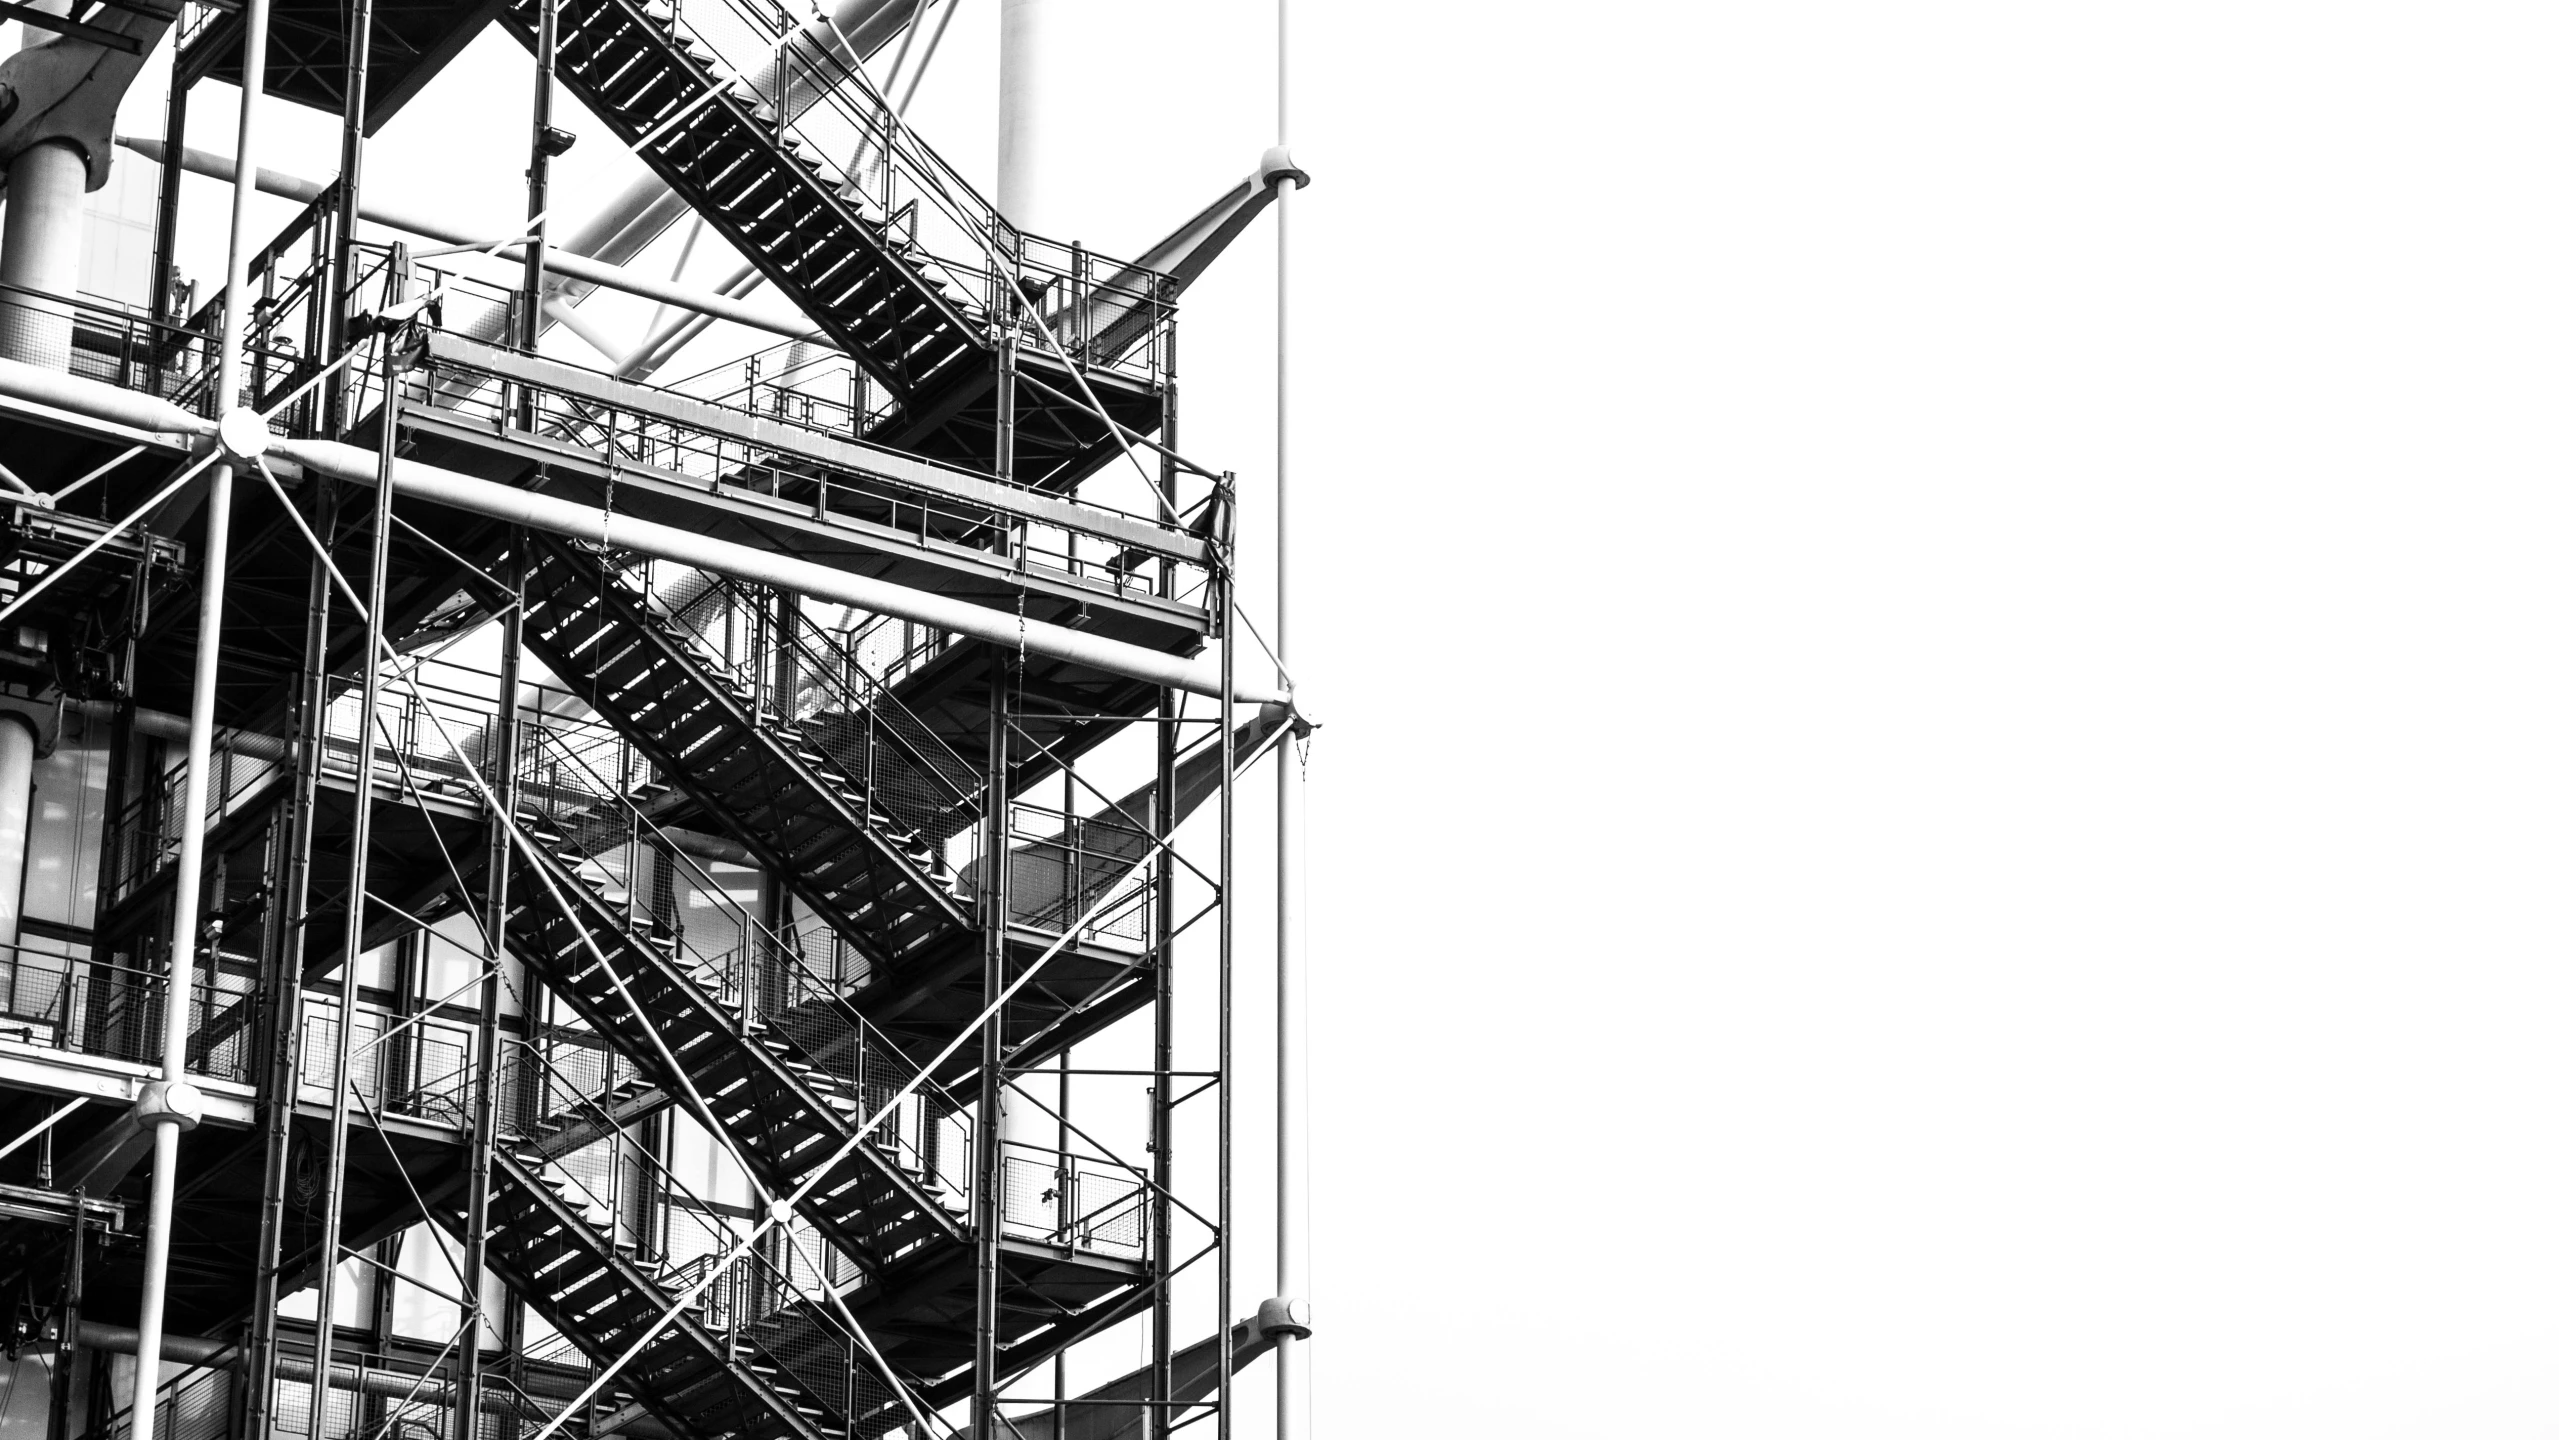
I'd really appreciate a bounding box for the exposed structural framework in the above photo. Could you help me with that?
[0,1,1313,1439]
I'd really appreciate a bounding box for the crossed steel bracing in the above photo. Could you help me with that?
[0,0,1295,1436]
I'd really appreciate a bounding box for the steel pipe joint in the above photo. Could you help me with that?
[135,1079,205,1133]
[215,407,271,461]
[1258,146,1310,191]
[1255,1296,1312,1340]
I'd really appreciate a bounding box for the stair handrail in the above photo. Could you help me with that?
[654,566,983,829]
[635,0,998,314]
[488,1035,890,1418]
[517,724,976,1148]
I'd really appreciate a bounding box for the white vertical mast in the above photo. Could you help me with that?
[1272,0,1312,1435]
[996,0,1048,231]
[129,0,273,1425]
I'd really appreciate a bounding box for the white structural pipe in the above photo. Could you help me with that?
[0,358,1285,704]
[127,0,272,1426]
[0,140,86,369]
[0,354,206,435]
[119,139,828,343]
[995,0,1048,231]
[992,0,1048,1177]
[0,713,37,957]
[75,1321,605,1416]
[1271,3,1313,1438]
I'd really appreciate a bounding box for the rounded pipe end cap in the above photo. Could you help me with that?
[1259,146,1311,191]
[215,408,270,463]
[1255,1296,1312,1340]
[136,1079,205,1133]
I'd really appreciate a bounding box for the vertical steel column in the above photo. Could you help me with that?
[323,0,376,431]
[304,252,405,1426]
[1213,475,1235,1440]
[146,72,188,331]
[128,0,275,1422]
[455,531,523,1440]
[45,1196,83,1440]
[245,433,341,1440]
[972,659,1011,1439]
[1147,346,1179,1440]
[995,0,1048,231]
[972,272,1022,1440]
[1271,0,1310,1431]
[520,0,560,370]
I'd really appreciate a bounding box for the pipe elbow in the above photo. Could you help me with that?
[1257,145,1310,192]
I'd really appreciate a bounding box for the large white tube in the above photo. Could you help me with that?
[996,0,1048,232]
[1271,8,1313,1440]
[0,713,36,957]
[0,355,209,436]
[0,141,86,369]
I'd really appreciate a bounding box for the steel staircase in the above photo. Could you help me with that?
[516,535,980,972]
[492,732,1147,1431]
[500,0,980,405]
[469,1144,853,1440]
[503,777,968,1279]
[495,0,1167,485]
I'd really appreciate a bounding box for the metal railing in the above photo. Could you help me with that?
[1000,1143,1149,1260]
[299,993,483,1129]
[0,942,254,1083]
[518,720,973,1179]
[1002,799,1156,952]
[402,332,1202,606]
[649,564,983,841]
[101,1348,233,1440]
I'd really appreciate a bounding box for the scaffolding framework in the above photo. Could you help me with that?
[0,2,1305,1438]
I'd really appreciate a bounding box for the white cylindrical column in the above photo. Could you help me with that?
[0,141,87,370]
[0,713,37,956]
[1272,4,1313,1438]
[996,0,1048,232]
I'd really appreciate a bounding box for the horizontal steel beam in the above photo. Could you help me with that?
[268,433,1281,704]
[396,407,1202,645]
[0,1,143,51]
[0,360,1286,704]
[420,329,1208,563]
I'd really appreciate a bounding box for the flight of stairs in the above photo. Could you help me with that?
[470,1144,851,1440]
[517,536,979,972]
[498,0,986,403]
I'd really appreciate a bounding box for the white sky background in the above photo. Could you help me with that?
[93,0,2559,1434]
